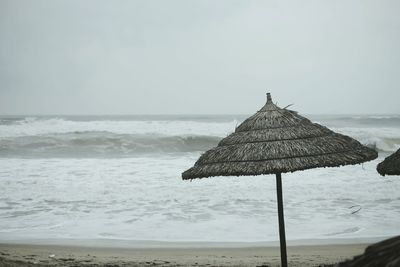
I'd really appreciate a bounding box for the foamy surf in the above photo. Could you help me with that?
[0,114,399,243]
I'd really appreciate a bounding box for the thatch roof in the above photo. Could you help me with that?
[336,235,400,267]
[182,93,377,180]
[377,148,400,176]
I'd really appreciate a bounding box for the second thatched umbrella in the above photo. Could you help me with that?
[376,148,400,176]
[182,93,377,267]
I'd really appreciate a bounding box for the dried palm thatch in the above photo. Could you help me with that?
[376,148,400,176]
[182,93,377,179]
[336,235,400,267]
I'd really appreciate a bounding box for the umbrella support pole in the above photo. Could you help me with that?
[276,173,288,267]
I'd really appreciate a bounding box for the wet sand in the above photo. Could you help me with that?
[0,242,369,267]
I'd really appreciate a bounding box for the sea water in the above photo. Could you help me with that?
[0,115,399,243]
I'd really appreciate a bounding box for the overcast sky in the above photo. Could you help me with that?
[0,0,399,115]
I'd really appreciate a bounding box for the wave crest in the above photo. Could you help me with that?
[0,132,221,158]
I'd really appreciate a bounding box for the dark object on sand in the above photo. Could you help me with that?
[182,93,377,267]
[377,148,400,176]
[336,235,400,267]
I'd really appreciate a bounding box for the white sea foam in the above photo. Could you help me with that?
[0,117,236,138]
[0,156,399,242]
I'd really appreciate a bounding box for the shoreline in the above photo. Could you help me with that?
[0,239,377,267]
[0,236,387,248]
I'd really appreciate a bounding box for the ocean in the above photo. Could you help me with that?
[0,115,399,244]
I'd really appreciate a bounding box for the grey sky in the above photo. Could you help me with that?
[0,0,399,115]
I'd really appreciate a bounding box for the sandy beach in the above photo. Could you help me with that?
[0,240,372,267]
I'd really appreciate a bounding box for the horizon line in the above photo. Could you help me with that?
[1,113,400,117]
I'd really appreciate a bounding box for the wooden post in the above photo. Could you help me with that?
[276,173,288,267]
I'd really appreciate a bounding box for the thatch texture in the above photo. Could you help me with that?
[182,93,377,180]
[336,235,400,267]
[376,148,400,176]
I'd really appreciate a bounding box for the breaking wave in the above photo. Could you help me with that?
[0,117,236,138]
[0,115,399,158]
[331,127,400,153]
[0,132,221,158]
[0,130,398,158]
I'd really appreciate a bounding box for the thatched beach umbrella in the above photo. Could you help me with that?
[376,148,400,176]
[182,93,377,267]
[336,235,400,267]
